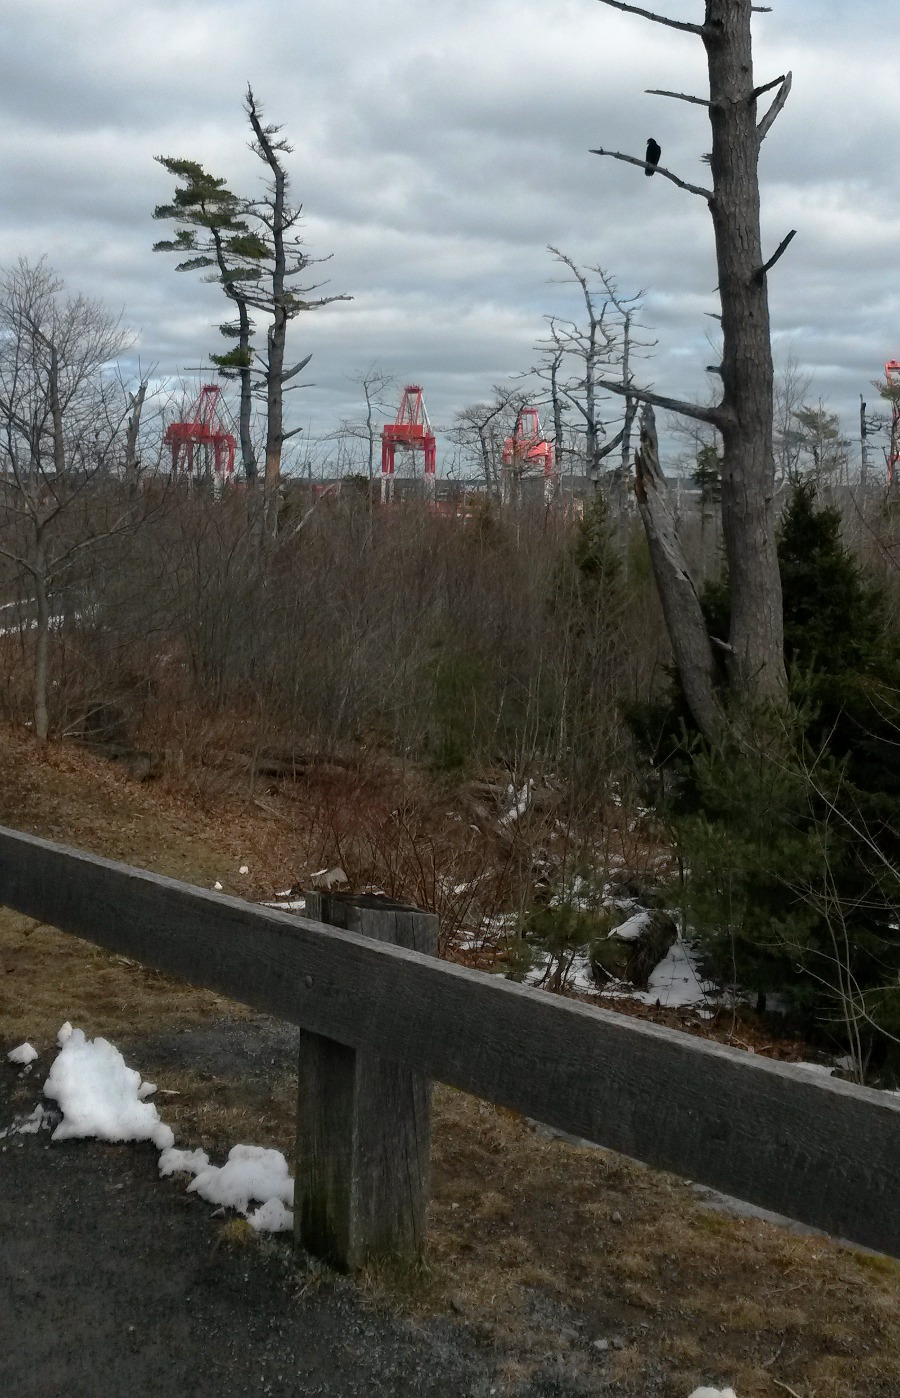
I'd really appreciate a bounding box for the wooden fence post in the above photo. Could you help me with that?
[295,892,438,1271]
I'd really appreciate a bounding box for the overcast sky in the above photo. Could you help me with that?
[1,0,896,474]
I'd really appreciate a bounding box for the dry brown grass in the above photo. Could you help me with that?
[2,724,900,1396]
[0,911,239,1046]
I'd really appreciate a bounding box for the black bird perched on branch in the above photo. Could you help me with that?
[645,138,661,176]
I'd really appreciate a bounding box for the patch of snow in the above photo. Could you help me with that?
[608,909,654,942]
[631,938,713,1009]
[792,1062,835,1077]
[247,1197,293,1233]
[158,1146,210,1178]
[7,1042,38,1065]
[239,865,249,875]
[499,780,533,827]
[457,912,520,949]
[525,950,596,995]
[565,952,597,994]
[0,1104,54,1140]
[310,866,347,889]
[688,1389,738,1398]
[213,881,223,891]
[42,1027,174,1150]
[549,875,597,912]
[57,1021,73,1046]
[187,1144,294,1216]
[264,898,307,912]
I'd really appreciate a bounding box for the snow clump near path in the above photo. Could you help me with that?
[6,1023,297,1234]
[42,1027,174,1150]
[688,1388,738,1398]
[159,1143,295,1233]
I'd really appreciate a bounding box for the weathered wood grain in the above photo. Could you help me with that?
[0,825,898,1257]
[296,893,436,1268]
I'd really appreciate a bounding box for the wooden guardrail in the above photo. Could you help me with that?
[1,824,898,1264]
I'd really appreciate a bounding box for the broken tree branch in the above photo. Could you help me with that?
[632,405,723,740]
[596,376,725,429]
[751,73,786,101]
[593,0,705,35]
[757,71,792,143]
[646,88,711,107]
[754,229,797,284]
[589,148,712,200]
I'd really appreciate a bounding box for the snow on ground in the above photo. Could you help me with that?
[688,1388,738,1398]
[42,1027,174,1150]
[0,1104,54,1140]
[6,1042,38,1065]
[499,780,533,827]
[264,896,307,912]
[607,908,654,942]
[524,950,597,995]
[160,1143,294,1221]
[1,1025,294,1233]
[631,938,714,1009]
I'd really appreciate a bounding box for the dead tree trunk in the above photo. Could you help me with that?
[704,0,785,700]
[32,532,50,743]
[634,407,723,739]
[591,0,793,717]
[124,380,147,485]
[245,89,350,511]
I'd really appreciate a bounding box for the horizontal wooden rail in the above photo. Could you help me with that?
[1,824,898,1258]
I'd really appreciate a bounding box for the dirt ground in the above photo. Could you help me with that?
[2,726,899,1398]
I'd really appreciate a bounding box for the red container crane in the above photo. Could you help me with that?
[381,385,436,502]
[501,407,556,502]
[163,385,236,479]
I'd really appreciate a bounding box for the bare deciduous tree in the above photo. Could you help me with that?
[337,365,396,488]
[452,387,528,499]
[0,259,139,739]
[535,248,647,488]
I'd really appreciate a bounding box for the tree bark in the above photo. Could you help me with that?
[32,534,50,743]
[236,298,258,483]
[593,0,788,709]
[49,343,65,478]
[246,100,288,495]
[704,0,785,701]
[124,380,147,485]
[634,407,723,740]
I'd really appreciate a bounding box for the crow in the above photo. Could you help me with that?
[645,138,661,176]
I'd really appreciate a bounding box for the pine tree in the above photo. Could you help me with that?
[153,158,268,482]
[680,482,900,1070]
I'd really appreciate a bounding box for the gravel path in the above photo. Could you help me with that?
[2,1023,631,1398]
[1,1065,505,1398]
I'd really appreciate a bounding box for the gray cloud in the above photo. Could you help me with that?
[0,0,896,472]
